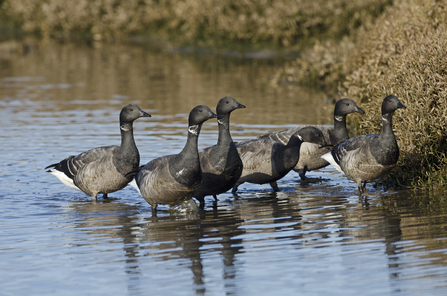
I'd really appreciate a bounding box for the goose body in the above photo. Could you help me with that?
[193,97,245,207]
[135,105,217,210]
[259,98,364,179]
[233,126,326,193]
[321,95,406,195]
[45,104,151,199]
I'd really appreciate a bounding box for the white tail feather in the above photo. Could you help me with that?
[128,179,141,195]
[321,152,344,174]
[48,169,82,191]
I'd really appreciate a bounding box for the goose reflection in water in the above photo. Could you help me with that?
[66,198,245,294]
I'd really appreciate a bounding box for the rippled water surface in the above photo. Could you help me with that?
[1,40,447,295]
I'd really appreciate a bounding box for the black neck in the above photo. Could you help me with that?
[331,114,349,144]
[379,112,396,142]
[115,121,140,175]
[169,124,203,186]
[217,114,232,147]
[371,111,399,165]
[284,135,304,166]
[180,125,201,156]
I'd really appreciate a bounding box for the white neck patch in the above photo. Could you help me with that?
[297,134,304,141]
[217,118,225,125]
[188,125,199,135]
[335,115,344,122]
[382,115,389,122]
[120,124,130,132]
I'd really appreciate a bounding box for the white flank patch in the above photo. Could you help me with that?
[48,169,82,191]
[128,179,141,195]
[321,152,344,174]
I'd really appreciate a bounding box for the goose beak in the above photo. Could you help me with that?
[140,110,152,118]
[397,102,406,109]
[209,111,218,119]
[355,105,365,114]
[236,102,246,109]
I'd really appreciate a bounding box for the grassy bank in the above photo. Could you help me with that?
[276,0,447,189]
[1,0,390,50]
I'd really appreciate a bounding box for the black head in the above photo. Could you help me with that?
[120,104,151,123]
[189,105,218,126]
[381,95,406,115]
[216,97,246,117]
[295,126,326,146]
[334,98,364,116]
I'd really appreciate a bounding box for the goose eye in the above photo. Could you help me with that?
[199,109,203,113]
[346,103,350,106]
[226,101,229,104]
[130,108,134,111]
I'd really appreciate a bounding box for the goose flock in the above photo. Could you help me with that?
[46,95,406,210]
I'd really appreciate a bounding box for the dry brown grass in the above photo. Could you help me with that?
[277,0,447,189]
[1,0,390,49]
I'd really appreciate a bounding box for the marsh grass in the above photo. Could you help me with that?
[277,0,447,189]
[1,0,391,50]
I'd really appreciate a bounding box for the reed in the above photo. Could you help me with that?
[277,0,447,189]
[1,0,390,49]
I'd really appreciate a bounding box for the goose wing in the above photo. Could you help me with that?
[46,145,118,179]
[258,127,300,146]
[237,139,274,176]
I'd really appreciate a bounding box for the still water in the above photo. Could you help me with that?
[1,40,447,295]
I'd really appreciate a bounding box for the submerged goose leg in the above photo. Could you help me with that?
[270,181,279,192]
[357,180,365,196]
[297,169,307,180]
[231,184,240,195]
[213,194,218,202]
[103,193,108,199]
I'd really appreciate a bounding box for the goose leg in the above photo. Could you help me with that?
[151,203,158,212]
[213,194,218,202]
[362,180,367,192]
[357,180,364,197]
[297,169,307,180]
[103,193,108,199]
[270,181,280,192]
[232,182,241,195]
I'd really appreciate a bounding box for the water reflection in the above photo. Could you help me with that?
[0,39,332,127]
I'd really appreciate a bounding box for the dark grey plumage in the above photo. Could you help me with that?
[45,104,151,199]
[259,98,364,179]
[193,97,246,207]
[135,105,217,210]
[321,95,406,195]
[232,126,326,193]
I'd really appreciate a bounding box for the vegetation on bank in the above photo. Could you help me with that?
[1,0,390,49]
[277,0,447,190]
[1,0,446,190]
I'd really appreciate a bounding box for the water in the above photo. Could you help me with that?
[1,40,447,295]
